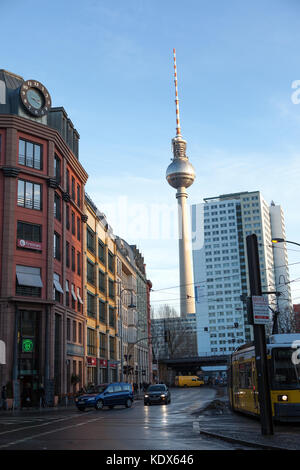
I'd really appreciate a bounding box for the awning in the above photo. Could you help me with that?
[16,265,43,288]
[77,288,83,304]
[53,279,64,294]
[65,281,69,292]
[71,285,77,301]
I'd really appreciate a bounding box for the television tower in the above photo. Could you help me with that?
[166,49,196,317]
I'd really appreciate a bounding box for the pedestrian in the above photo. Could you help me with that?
[1,386,7,411]
[39,384,45,407]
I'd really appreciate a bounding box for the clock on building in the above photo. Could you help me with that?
[20,79,51,117]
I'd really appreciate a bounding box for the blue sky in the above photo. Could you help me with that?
[2,0,300,311]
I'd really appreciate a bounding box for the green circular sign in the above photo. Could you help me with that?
[22,339,34,352]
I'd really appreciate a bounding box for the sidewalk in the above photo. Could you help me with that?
[195,387,300,450]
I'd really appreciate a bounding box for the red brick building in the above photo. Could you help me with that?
[293,304,300,333]
[0,70,88,407]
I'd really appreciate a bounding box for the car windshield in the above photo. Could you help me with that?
[272,348,300,390]
[147,385,166,392]
[86,384,107,394]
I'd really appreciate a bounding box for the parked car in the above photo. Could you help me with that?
[75,383,134,411]
[144,384,171,405]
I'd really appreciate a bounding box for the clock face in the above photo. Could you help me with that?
[27,88,44,109]
[20,80,51,117]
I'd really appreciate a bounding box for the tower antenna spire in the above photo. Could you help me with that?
[173,48,182,137]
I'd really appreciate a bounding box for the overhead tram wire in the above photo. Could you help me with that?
[151,260,300,294]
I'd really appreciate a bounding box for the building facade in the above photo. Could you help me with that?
[0,69,152,407]
[0,70,88,406]
[192,191,292,356]
[84,193,119,386]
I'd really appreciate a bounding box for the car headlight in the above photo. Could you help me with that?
[160,394,166,398]
[144,394,149,398]
[278,394,288,402]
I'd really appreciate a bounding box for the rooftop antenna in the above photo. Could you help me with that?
[173,48,182,137]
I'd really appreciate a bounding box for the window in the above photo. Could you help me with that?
[108,251,114,273]
[71,284,77,310]
[99,300,106,323]
[53,273,63,302]
[87,259,95,285]
[87,328,97,356]
[77,217,81,241]
[109,306,115,328]
[87,292,96,318]
[18,138,42,170]
[67,318,71,341]
[66,241,70,268]
[66,280,70,307]
[77,183,80,206]
[16,265,42,297]
[66,205,70,230]
[77,251,81,275]
[54,232,61,260]
[17,179,42,210]
[71,246,75,272]
[73,321,77,343]
[54,155,61,183]
[109,337,115,360]
[72,211,75,235]
[66,169,70,194]
[98,240,105,264]
[99,270,106,293]
[54,193,61,221]
[99,332,106,358]
[108,279,115,299]
[78,323,82,344]
[71,176,75,200]
[17,221,41,244]
[87,227,95,253]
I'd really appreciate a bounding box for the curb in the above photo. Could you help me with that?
[199,429,291,450]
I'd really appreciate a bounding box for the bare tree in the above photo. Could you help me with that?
[151,304,197,359]
[277,306,297,334]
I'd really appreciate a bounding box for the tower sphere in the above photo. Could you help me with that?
[166,157,195,189]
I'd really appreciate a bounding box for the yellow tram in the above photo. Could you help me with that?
[227,333,300,422]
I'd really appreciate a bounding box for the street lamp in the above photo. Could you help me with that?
[272,238,300,248]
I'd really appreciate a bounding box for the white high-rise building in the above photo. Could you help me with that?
[191,191,292,356]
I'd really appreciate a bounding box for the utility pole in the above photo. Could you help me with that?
[246,234,274,435]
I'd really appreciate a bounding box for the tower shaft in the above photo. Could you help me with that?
[177,187,196,316]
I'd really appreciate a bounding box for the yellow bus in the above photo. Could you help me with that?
[175,376,204,387]
[227,333,300,422]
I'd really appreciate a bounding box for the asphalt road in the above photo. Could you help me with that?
[0,387,255,450]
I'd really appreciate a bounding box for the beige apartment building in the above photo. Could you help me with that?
[84,193,119,385]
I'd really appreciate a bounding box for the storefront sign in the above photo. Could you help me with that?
[87,357,97,366]
[17,239,42,251]
[99,359,107,367]
[22,338,34,352]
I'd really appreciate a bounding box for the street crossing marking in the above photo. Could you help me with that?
[0,415,105,449]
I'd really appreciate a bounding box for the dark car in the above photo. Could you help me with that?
[75,383,134,411]
[144,384,171,405]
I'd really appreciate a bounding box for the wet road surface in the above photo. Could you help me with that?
[0,387,256,450]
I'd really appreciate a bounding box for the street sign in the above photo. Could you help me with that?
[252,296,270,324]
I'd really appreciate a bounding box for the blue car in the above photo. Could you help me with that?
[75,383,134,411]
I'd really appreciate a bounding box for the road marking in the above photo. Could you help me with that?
[0,415,105,449]
[0,414,85,436]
